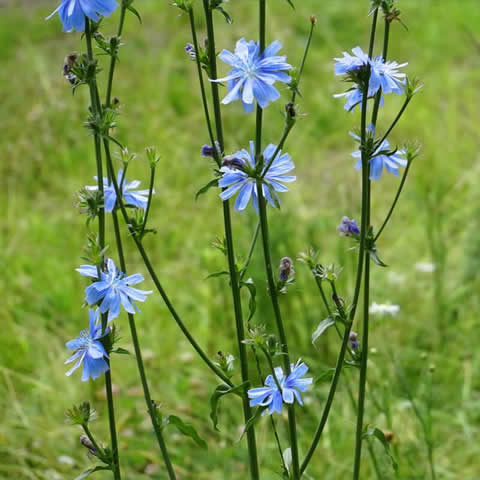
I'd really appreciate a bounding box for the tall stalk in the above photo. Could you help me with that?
[202,2,260,478]
[352,9,380,480]
[84,18,121,480]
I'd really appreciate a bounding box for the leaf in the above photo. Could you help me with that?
[215,6,233,24]
[164,415,207,449]
[111,347,130,355]
[74,466,110,480]
[210,382,248,431]
[195,178,219,201]
[312,316,336,344]
[283,447,292,474]
[369,247,388,267]
[127,5,142,23]
[265,183,281,209]
[315,368,336,383]
[363,426,398,471]
[241,278,257,325]
[285,0,295,8]
[206,270,229,280]
[239,407,263,441]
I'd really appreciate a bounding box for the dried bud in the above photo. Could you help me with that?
[80,435,97,455]
[384,431,394,443]
[112,97,120,107]
[63,53,78,84]
[349,331,360,351]
[310,15,317,25]
[279,257,293,283]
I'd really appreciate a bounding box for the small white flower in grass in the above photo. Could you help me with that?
[415,262,436,273]
[369,302,400,316]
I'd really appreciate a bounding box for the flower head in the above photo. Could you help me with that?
[334,47,407,105]
[85,170,151,213]
[47,0,118,33]
[351,127,407,180]
[248,360,312,415]
[349,331,360,351]
[65,310,109,381]
[337,216,360,236]
[77,258,152,322]
[212,38,292,113]
[219,141,295,212]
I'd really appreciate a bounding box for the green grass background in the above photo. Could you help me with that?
[2,0,480,478]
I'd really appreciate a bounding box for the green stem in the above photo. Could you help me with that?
[82,424,104,458]
[300,276,353,474]
[375,96,412,148]
[140,166,155,238]
[345,377,384,480]
[188,7,217,162]
[85,19,121,480]
[373,159,412,242]
[351,13,381,480]
[256,179,300,479]
[240,220,261,283]
[261,122,295,179]
[292,19,316,104]
[110,211,176,479]
[105,2,127,107]
[202,3,260,478]
[255,0,266,154]
[102,140,233,387]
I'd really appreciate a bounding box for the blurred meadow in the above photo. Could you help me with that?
[2,0,480,478]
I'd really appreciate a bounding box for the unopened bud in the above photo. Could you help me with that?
[279,257,293,282]
[80,435,97,455]
[222,155,245,171]
[349,331,360,351]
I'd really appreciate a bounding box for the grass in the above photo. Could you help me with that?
[2,0,480,478]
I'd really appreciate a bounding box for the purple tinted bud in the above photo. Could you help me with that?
[222,155,245,171]
[80,435,97,455]
[337,216,360,237]
[279,257,293,282]
[185,43,196,60]
[201,144,215,157]
[349,331,360,351]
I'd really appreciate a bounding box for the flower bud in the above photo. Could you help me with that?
[279,257,293,283]
[349,331,360,351]
[222,155,245,171]
[310,15,317,25]
[80,435,97,455]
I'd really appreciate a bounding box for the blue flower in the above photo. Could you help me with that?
[351,127,407,180]
[337,216,360,236]
[85,170,151,213]
[212,38,292,113]
[219,141,295,212]
[248,360,312,415]
[65,310,109,381]
[334,46,406,102]
[77,258,152,322]
[334,85,384,112]
[47,0,118,33]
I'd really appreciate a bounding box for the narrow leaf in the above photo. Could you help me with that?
[363,426,398,471]
[369,247,388,267]
[216,6,233,24]
[210,382,248,431]
[195,178,219,201]
[111,347,130,355]
[312,316,336,344]
[285,0,295,8]
[206,270,229,280]
[239,407,263,441]
[127,5,142,23]
[74,466,110,480]
[315,368,336,383]
[241,278,257,324]
[165,415,207,449]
